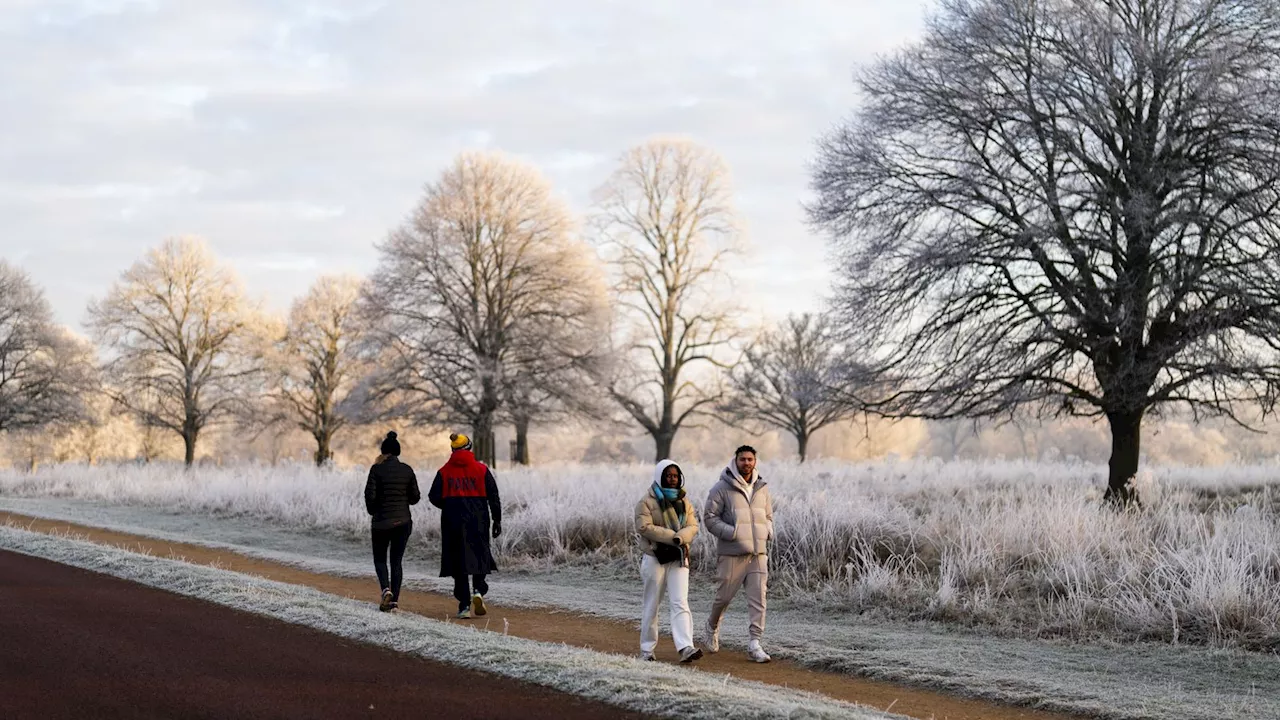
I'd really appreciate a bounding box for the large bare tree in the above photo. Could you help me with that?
[0,261,95,435]
[364,151,599,465]
[274,274,367,466]
[87,237,267,466]
[810,0,1280,503]
[721,313,857,462]
[593,138,742,461]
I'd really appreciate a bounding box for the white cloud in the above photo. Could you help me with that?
[0,0,928,328]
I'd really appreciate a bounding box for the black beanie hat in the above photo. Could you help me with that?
[380,431,401,456]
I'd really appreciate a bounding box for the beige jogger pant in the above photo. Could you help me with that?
[707,554,767,640]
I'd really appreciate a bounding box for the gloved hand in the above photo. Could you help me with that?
[492,521,502,539]
[672,536,683,546]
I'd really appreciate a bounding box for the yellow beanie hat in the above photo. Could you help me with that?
[450,433,471,450]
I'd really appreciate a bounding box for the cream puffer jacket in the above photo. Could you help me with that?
[702,463,773,556]
[635,459,699,557]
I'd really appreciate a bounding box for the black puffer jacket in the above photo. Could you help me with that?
[364,456,421,530]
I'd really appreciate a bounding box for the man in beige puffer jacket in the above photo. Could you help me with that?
[701,445,773,663]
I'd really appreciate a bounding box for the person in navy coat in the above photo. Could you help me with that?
[428,432,501,619]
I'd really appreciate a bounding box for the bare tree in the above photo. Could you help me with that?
[54,390,137,465]
[136,417,168,463]
[810,0,1280,504]
[364,151,597,465]
[502,255,612,464]
[0,261,95,435]
[721,313,856,462]
[87,238,267,467]
[504,354,608,465]
[274,274,367,466]
[929,419,979,460]
[593,138,742,461]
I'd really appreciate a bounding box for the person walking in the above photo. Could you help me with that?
[364,431,420,612]
[635,459,703,663]
[702,445,773,663]
[428,433,502,619]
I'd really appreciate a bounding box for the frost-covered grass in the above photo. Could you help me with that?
[0,524,899,720]
[7,497,1277,720]
[3,458,1279,651]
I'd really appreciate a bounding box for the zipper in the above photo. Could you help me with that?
[731,479,763,553]
[749,494,758,553]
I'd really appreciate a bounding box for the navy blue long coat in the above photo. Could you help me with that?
[428,449,501,577]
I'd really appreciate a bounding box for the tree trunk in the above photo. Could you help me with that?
[140,425,156,463]
[479,430,497,466]
[183,430,197,467]
[473,374,500,466]
[1014,421,1031,459]
[314,430,332,467]
[473,415,497,466]
[513,418,530,465]
[796,429,810,463]
[653,429,675,462]
[1103,409,1143,507]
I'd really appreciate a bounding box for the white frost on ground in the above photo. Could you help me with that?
[5,459,1278,650]
[3,495,1276,720]
[0,523,903,720]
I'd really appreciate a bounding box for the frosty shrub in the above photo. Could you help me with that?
[3,459,1277,650]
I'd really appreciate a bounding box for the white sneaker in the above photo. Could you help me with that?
[378,589,393,612]
[703,621,720,653]
[456,606,471,619]
[472,593,487,617]
[639,651,656,661]
[747,639,771,663]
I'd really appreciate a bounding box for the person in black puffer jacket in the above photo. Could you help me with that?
[364,431,420,612]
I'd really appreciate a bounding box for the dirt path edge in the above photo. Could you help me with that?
[0,510,1087,720]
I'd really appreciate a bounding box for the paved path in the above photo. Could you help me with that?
[0,549,651,720]
[0,511,1087,720]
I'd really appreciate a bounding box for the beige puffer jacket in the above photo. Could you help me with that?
[635,459,699,557]
[702,464,773,556]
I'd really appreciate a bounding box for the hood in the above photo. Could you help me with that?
[720,460,763,494]
[652,459,684,489]
[447,449,478,468]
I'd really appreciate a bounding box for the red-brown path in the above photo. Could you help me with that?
[0,549,651,720]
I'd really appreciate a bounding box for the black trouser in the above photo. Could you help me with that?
[371,521,413,601]
[453,574,489,611]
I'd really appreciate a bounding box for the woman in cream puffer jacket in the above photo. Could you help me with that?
[634,459,703,663]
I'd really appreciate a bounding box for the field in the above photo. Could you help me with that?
[3,458,1278,653]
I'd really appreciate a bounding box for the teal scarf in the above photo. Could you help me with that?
[651,482,686,527]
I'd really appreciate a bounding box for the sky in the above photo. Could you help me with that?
[0,0,929,330]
